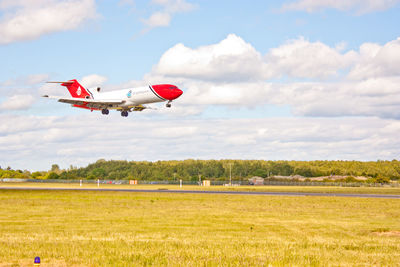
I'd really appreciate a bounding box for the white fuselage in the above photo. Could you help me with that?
[88,86,164,109]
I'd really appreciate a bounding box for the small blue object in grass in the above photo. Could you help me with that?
[34,256,40,266]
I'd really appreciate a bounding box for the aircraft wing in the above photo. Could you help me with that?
[42,95,152,111]
[43,95,125,108]
[57,97,125,106]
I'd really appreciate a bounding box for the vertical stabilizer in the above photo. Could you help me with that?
[61,79,92,98]
[47,79,92,99]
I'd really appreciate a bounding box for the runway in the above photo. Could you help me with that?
[1,187,400,199]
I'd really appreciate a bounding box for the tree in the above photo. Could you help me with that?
[91,168,106,178]
[47,159,400,181]
[31,171,42,179]
[345,176,358,183]
[51,164,61,174]
[47,172,60,180]
[374,176,390,184]
[294,166,312,177]
[253,169,268,178]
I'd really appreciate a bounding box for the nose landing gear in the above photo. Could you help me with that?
[166,100,172,108]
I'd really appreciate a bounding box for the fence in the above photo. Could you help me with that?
[1,178,398,187]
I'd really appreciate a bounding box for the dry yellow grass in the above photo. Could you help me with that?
[0,189,399,266]
[1,182,400,195]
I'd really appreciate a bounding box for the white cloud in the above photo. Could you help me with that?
[348,38,400,80]
[158,77,400,120]
[266,37,357,79]
[153,34,269,81]
[80,74,108,89]
[0,0,98,44]
[152,126,198,138]
[148,34,400,119]
[269,77,400,119]
[0,74,49,90]
[142,11,171,28]
[142,0,196,31]
[0,114,399,170]
[0,74,51,109]
[153,34,358,81]
[25,74,50,85]
[173,80,272,106]
[0,94,35,110]
[281,0,400,14]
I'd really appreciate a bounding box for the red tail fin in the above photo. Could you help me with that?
[60,79,91,99]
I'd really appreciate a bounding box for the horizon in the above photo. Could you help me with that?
[3,158,399,173]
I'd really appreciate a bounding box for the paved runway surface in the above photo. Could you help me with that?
[1,187,400,199]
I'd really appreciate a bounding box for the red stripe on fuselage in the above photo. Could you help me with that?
[73,104,100,110]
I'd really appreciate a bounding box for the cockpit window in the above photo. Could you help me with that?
[169,86,176,90]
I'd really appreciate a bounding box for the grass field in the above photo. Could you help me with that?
[0,189,400,266]
[2,182,400,195]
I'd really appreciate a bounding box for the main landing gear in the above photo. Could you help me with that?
[101,109,109,115]
[121,110,129,117]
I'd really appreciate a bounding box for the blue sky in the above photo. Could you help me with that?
[0,0,400,171]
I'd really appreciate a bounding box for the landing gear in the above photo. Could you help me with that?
[101,109,109,115]
[121,110,129,117]
[166,100,172,108]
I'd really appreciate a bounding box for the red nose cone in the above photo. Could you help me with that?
[152,84,183,101]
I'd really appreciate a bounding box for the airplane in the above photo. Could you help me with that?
[43,79,183,117]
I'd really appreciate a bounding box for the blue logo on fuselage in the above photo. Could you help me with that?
[127,90,132,98]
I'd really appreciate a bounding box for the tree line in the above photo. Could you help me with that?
[1,159,400,183]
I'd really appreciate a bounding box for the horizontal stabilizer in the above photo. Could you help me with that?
[46,81,74,85]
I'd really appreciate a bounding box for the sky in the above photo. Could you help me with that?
[0,0,400,171]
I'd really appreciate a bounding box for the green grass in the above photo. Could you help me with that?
[2,182,400,195]
[0,190,399,266]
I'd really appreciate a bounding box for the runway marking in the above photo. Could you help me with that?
[1,187,400,199]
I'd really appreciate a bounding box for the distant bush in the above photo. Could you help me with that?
[0,169,28,178]
[47,172,60,180]
[373,176,391,184]
[253,169,268,178]
[345,176,358,183]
